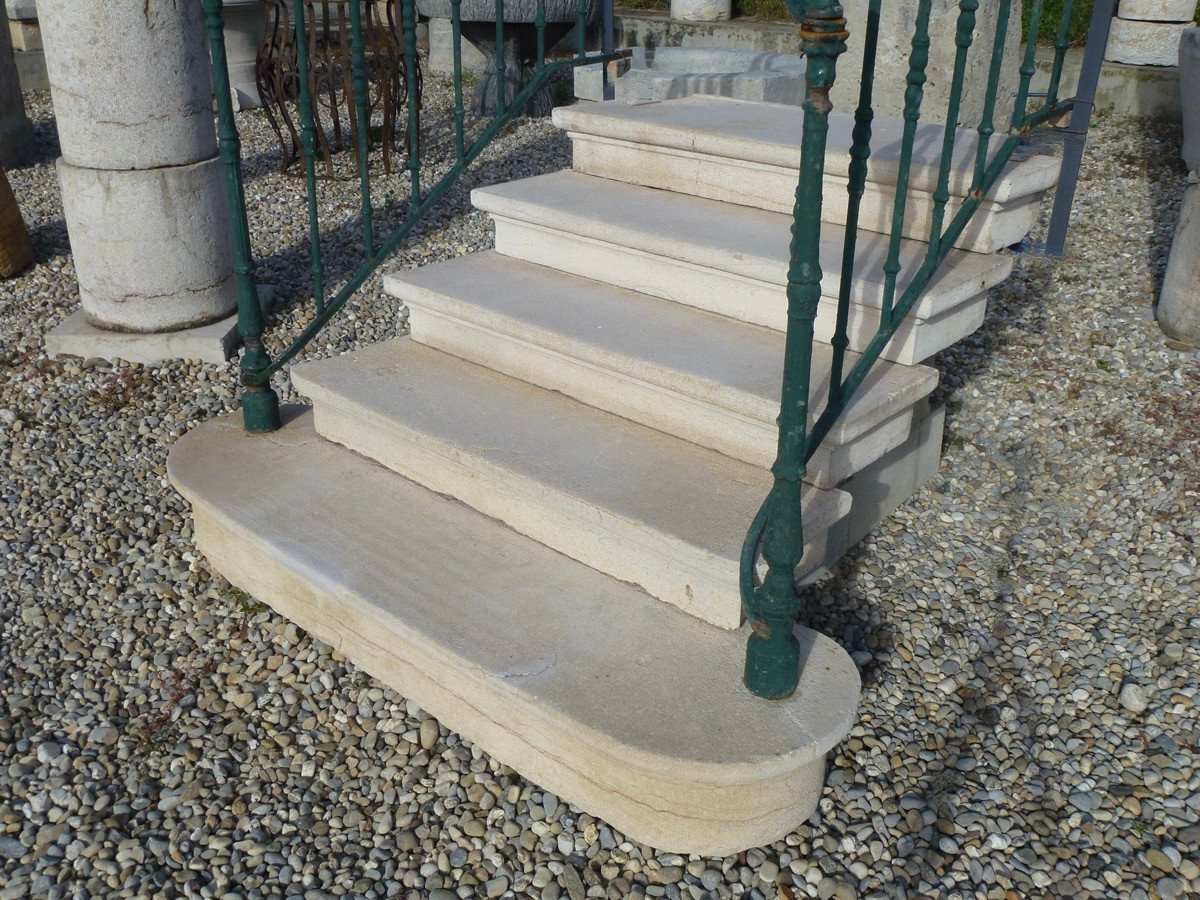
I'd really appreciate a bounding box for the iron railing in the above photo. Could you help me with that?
[200,0,623,432]
[740,0,1110,698]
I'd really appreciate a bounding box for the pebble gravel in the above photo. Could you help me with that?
[0,77,1198,900]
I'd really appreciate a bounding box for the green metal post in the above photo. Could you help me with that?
[829,0,880,407]
[292,0,327,313]
[349,0,375,262]
[927,0,978,254]
[451,0,466,161]
[495,0,507,113]
[200,0,280,433]
[972,0,1012,191]
[878,0,933,328]
[576,0,586,59]
[743,0,847,701]
[1013,0,1045,130]
[402,0,422,203]
[535,0,546,72]
[1046,0,1077,109]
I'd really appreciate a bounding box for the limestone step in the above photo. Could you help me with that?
[552,95,1061,253]
[473,171,1014,365]
[168,409,861,856]
[384,252,940,488]
[291,339,850,629]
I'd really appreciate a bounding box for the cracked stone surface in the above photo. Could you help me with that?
[0,80,1198,899]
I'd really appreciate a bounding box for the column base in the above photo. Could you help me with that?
[45,286,274,366]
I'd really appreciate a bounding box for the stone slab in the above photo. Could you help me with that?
[1118,0,1197,22]
[385,251,939,485]
[427,16,489,76]
[39,0,218,169]
[293,338,849,629]
[468,170,1012,321]
[6,0,35,20]
[1182,27,1200,170]
[13,48,46,93]
[1106,17,1191,67]
[45,286,274,365]
[1031,44,1181,120]
[168,409,862,856]
[57,156,237,333]
[611,6,1022,127]
[8,18,39,52]
[553,97,1058,252]
[1160,178,1200,346]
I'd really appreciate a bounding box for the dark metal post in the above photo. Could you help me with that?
[743,0,847,701]
[1044,0,1116,257]
[200,0,281,434]
[602,0,615,100]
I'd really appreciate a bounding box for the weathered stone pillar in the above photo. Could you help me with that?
[0,0,33,166]
[39,0,237,337]
[1159,26,1200,348]
[669,0,730,23]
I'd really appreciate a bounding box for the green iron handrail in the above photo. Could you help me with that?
[200,0,625,434]
[741,0,1097,698]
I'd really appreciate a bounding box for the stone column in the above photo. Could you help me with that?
[39,0,237,338]
[0,0,33,166]
[1107,0,1198,67]
[1159,26,1200,348]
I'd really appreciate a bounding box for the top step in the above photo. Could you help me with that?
[553,96,1061,253]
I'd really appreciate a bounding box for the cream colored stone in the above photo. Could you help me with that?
[8,19,40,52]
[293,339,849,629]
[38,0,218,169]
[57,158,237,333]
[474,170,1012,364]
[168,410,862,856]
[1106,17,1191,66]
[670,0,730,24]
[1118,0,1197,22]
[385,252,938,485]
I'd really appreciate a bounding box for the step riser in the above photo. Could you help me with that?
[493,218,988,365]
[407,302,916,489]
[570,136,1039,254]
[305,391,797,630]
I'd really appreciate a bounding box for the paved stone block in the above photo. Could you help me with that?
[168,409,861,856]
[386,251,938,487]
[293,338,849,629]
[13,47,46,92]
[39,0,218,169]
[1106,17,1191,66]
[57,157,237,333]
[6,0,35,20]
[474,170,1012,365]
[45,287,273,365]
[553,96,1059,253]
[1118,0,1197,22]
[8,18,39,51]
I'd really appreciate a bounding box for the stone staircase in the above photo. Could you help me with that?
[169,94,1059,855]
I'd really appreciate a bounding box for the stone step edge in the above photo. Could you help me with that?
[292,344,851,630]
[167,410,862,856]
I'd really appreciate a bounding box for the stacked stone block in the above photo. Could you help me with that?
[39,0,237,334]
[1107,0,1197,66]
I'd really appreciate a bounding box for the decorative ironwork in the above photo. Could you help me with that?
[256,0,421,179]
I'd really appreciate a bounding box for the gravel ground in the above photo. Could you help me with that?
[1,77,1198,900]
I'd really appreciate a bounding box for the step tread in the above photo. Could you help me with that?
[168,409,860,854]
[473,171,1014,320]
[384,252,939,447]
[551,95,1061,204]
[291,339,850,627]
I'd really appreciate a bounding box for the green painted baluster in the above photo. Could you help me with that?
[576,0,586,60]
[1046,0,1077,109]
[402,0,422,203]
[200,0,281,433]
[878,0,932,329]
[535,0,546,72]
[451,0,465,161]
[495,0,507,114]
[292,0,326,313]
[927,0,978,255]
[1012,0,1045,131]
[829,0,881,409]
[971,0,1012,192]
[743,1,847,701]
[349,0,374,262]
